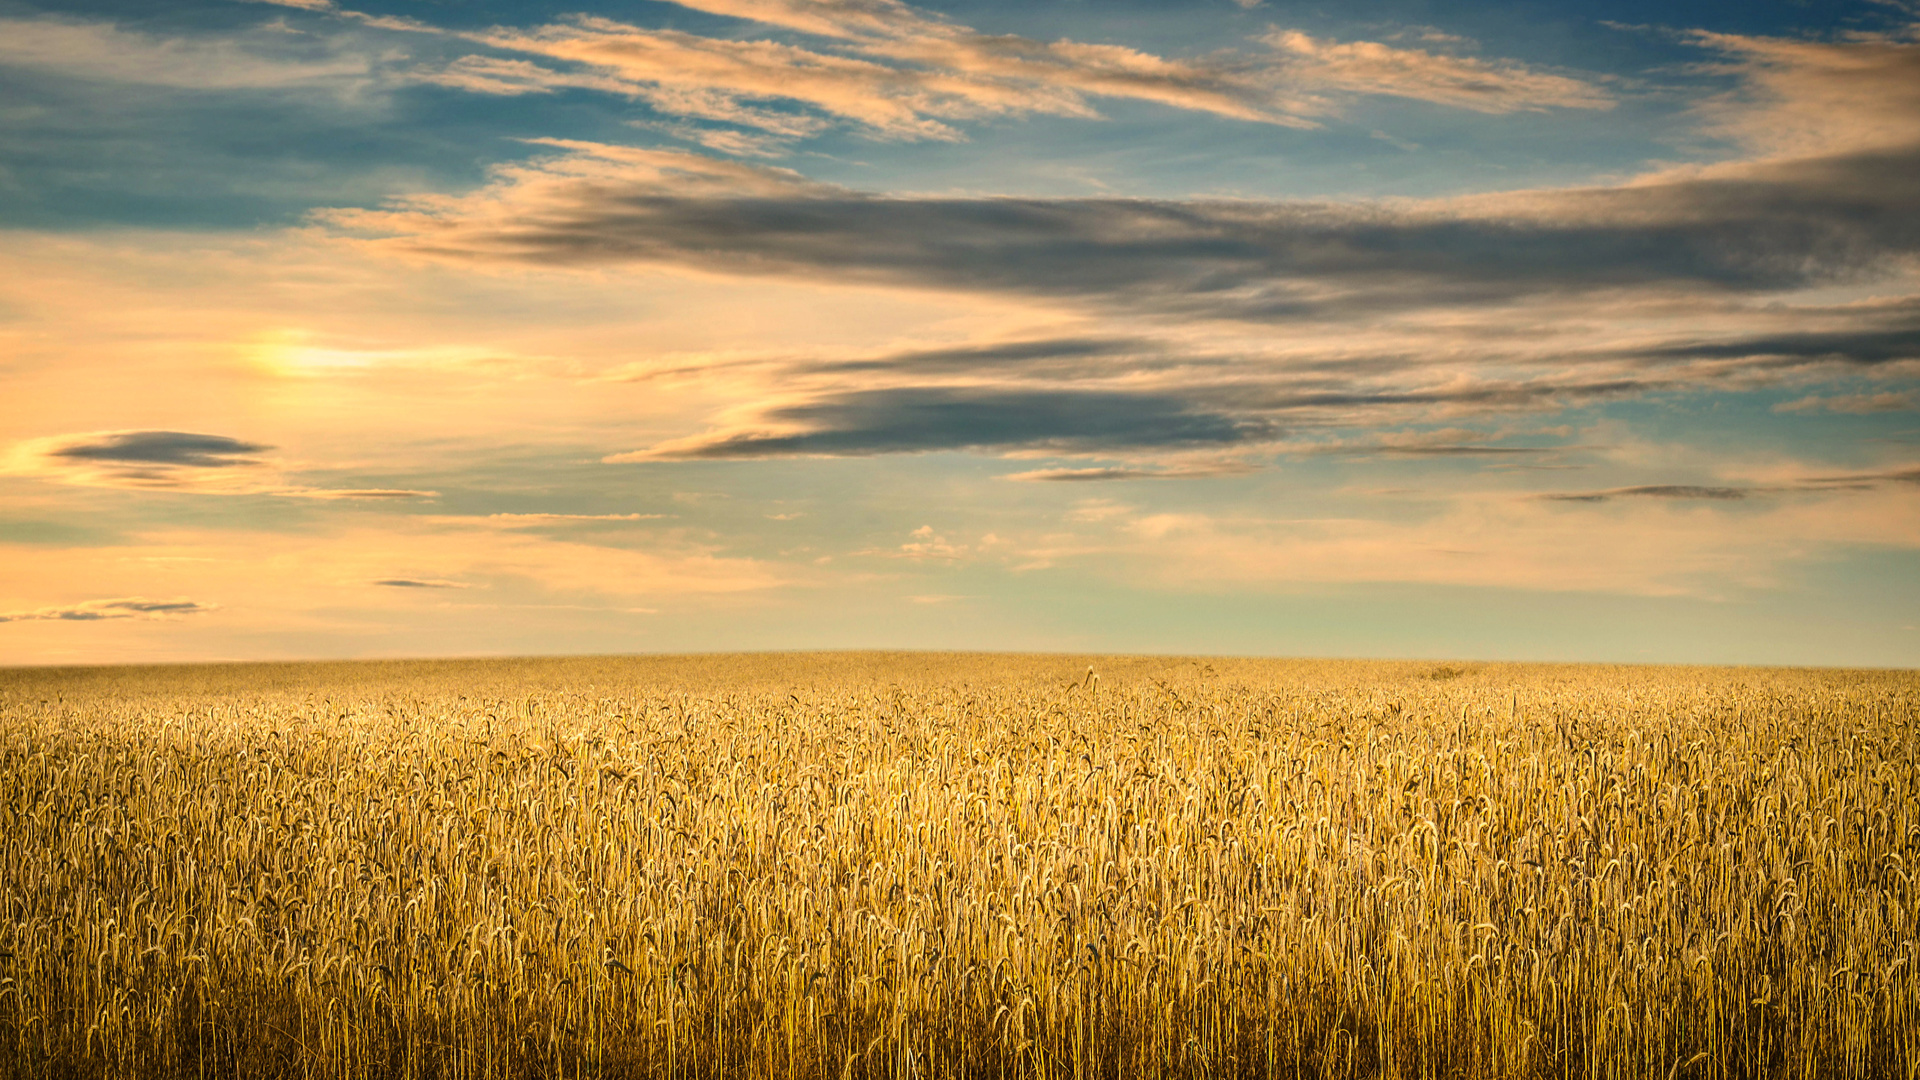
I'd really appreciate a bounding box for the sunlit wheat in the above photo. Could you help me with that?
[0,654,1913,1078]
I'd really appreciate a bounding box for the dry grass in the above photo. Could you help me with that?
[0,652,1914,1079]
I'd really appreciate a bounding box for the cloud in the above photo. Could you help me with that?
[1774,391,1916,413]
[322,126,1920,463]
[613,387,1286,459]
[1684,25,1920,157]
[0,15,376,92]
[0,521,787,641]
[263,0,1604,141]
[1802,464,1920,487]
[1538,466,1920,502]
[1302,427,1566,458]
[1021,480,1920,597]
[0,597,216,623]
[318,24,1920,465]
[481,512,672,524]
[48,431,271,469]
[297,488,440,499]
[1645,323,1920,366]
[5,430,436,499]
[1262,30,1613,114]
[332,133,1920,323]
[1539,484,1752,503]
[8,429,280,492]
[1001,463,1257,481]
[654,0,1608,129]
[598,336,1160,386]
[235,0,432,34]
[863,524,971,560]
[803,337,1151,375]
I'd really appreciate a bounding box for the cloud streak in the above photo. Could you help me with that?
[1538,465,1920,502]
[614,387,1287,459]
[1540,484,1751,503]
[0,597,216,623]
[1002,463,1258,482]
[1775,391,1915,413]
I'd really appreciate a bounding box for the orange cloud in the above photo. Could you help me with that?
[1262,30,1613,113]
[258,0,1607,139]
[1684,25,1920,157]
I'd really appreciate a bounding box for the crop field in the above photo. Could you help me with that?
[0,653,1915,1080]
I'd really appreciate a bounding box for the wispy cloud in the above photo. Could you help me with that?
[0,597,216,623]
[1536,465,1920,502]
[1302,428,1566,458]
[1002,462,1258,481]
[2,521,789,631]
[236,0,432,34]
[1539,484,1751,503]
[299,488,442,500]
[1015,479,1920,597]
[1802,464,1920,487]
[1775,391,1915,413]
[877,524,971,561]
[0,14,376,92]
[254,0,1607,141]
[1262,30,1613,113]
[481,512,672,524]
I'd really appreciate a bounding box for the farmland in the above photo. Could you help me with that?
[1,653,1915,1079]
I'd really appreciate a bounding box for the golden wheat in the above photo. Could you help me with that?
[0,653,1914,1079]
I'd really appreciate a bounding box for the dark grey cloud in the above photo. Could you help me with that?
[49,431,272,468]
[625,387,1286,459]
[1643,325,1920,366]
[376,144,1920,320]
[372,578,469,588]
[0,597,216,623]
[13,429,442,497]
[1541,484,1752,503]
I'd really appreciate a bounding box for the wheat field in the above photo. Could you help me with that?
[0,653,1914,1079]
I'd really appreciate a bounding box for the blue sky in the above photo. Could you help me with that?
[2,0,1917,666]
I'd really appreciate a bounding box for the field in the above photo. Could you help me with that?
[1,653,1915,1079]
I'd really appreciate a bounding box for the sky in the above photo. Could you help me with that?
[2,0,1918,668]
